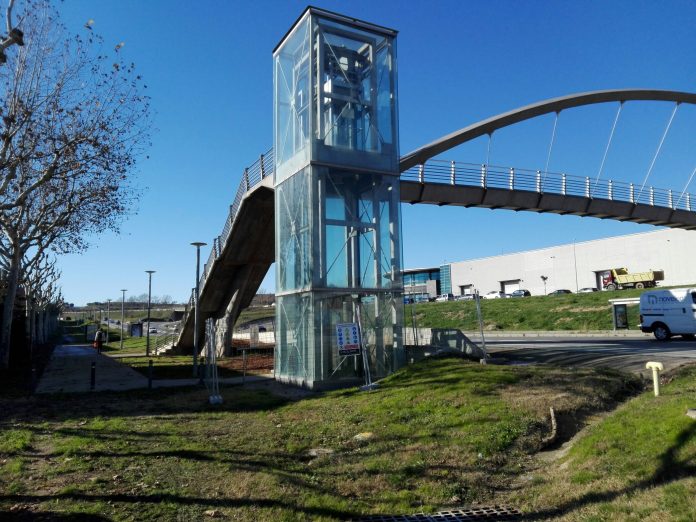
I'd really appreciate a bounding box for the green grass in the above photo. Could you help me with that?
[514,363,696,520]
[407,288,653,331]
[236,306,275,327]
[0,358,637,520]
[120,356,242,379]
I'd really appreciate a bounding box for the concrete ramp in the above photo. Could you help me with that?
[177,174,275,353]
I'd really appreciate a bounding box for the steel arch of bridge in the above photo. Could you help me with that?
[400,89,696,172]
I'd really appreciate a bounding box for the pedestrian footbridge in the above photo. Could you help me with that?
[177,89,696,352]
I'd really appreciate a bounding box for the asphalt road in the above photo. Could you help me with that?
[484,335,696,375]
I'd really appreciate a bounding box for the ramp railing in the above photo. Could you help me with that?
[182,149,274,329]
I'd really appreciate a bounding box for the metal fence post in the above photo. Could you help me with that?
[561,174,566,196]
[630,183,635,203]
[244,168,249,191]
[585,177,590,198]
[260,153,265,178]
[536,170,542,193]
[481,164,487,188]
[650,186,654,206]
[687,193,692,212]
[668,189,673,209]
[608,180,613,200]
[509,167,515,190]
[450,160,456,185]
[418,164,425,183]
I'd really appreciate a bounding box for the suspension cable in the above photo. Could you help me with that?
[675,164,696,209]
[592,101,623,196]
[637,102,680,199]
[542,111,560,184]
[485,132,493,166]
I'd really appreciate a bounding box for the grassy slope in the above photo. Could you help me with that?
[407,288,650,331]
[513,364,696,521]
[0,358,637,521]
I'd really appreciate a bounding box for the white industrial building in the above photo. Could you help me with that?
[444,228,696,297]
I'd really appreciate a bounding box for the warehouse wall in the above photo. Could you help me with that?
[449,228,696,296]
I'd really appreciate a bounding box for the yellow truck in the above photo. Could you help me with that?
[602,267,665,291]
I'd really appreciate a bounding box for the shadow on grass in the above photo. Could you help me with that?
[521,421,696,520]
[0,385,291,424]
[0,511,111,521]
[0,492,360,521]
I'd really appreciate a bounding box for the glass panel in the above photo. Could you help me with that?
[314,15,395,159]
[326,225,348,287]
[274,17,311,182]
[275,293,314,384]
[276,169,312,292]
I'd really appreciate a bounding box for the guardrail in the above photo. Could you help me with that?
[401,159,696,211]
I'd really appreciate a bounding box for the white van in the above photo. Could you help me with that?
[639,288,696,341]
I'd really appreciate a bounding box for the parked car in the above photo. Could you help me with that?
[579,287,598,293]
[549,289,572,296]
[509,289,531,298]
[455,294,475,301]
[435,293,454,302]
[482,291,507,299]
[148,327,158,334]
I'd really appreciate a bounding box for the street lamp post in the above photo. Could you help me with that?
[573,241,579,293]
[191,242,207,377]
[106,299,111,345]
[120,289,127,350]
[145,271,155,357]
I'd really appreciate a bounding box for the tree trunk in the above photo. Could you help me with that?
[0,249,21,369]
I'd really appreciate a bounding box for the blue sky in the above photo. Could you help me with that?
[55,0,696,305]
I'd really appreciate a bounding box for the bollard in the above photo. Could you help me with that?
[242,349,247,384]
[148,359,153,390]
[646,361,664,397]
[90,362,96,391]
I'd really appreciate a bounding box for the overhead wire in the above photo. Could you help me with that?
[542,111,560,185]
[592,101,623,196]
[637,102,680,200]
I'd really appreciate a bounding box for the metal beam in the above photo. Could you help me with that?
[400,89,696,171]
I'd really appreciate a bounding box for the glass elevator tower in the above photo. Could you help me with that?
[273,8,404,388]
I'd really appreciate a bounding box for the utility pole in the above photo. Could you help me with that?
[120,290,127,350]
[106,299,111,345]
[191,242,207,377]
[145,271,155,357]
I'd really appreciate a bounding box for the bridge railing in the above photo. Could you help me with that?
[183,149,274,330]
[401,159,695,212]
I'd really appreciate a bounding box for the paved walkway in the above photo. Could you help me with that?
[36,345,148,394]
[36,344,271,394]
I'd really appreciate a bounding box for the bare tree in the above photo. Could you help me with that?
[0,0,24,66]
[22,250,62,347]
[0,1,150,368]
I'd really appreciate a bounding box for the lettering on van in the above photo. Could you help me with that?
[647,295,679,305]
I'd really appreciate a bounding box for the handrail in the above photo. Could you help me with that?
[400,159,696,211]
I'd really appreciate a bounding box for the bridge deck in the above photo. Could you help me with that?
[178,169,696,352]
[400,181,696,229]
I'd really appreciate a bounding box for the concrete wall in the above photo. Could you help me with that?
[449,228,696,296]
